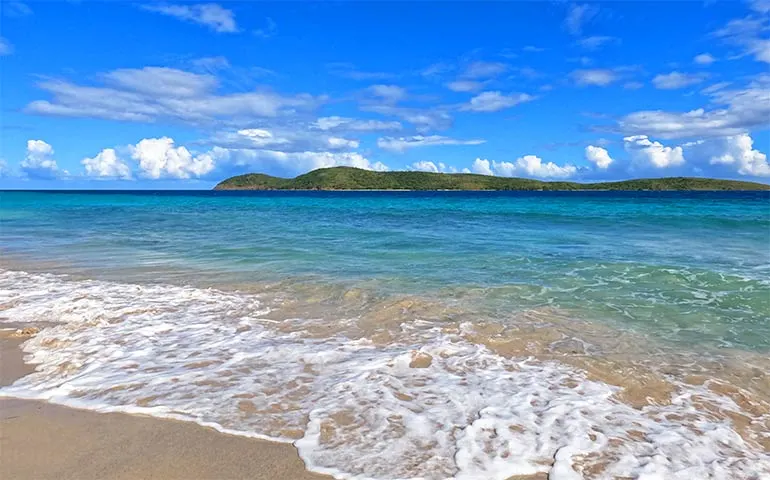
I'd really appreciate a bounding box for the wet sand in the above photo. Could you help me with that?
[0,330,329,480]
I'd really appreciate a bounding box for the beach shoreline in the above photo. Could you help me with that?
[0,329,330,480]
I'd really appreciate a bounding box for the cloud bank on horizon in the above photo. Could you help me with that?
[1,1,769,188]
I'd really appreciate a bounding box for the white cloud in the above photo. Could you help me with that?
[3,2,33,17]
[585,145,614,169]
[368,84,407,103]
[141,3,237,33]
[700,82,731,94]
[446,80,484,92]
[420,62,453,78]
[211,148,388,176]
[377,135,485,153]
[713,15,770,64]
[0,159,10,178]
[619,75,770,139]
[472,159,494,176]
[103,67,218,97]
[624,135,685,169]
[129,137,215,179]
[21,140,61,179]
[571,69,617,86]
[461,91,534,112]
[694,53,716,65]
[26,67,324,125]
[210,126,364,157]
[326,62,395,81]
[230,128,291,148]
[312,116,402,132]
[254,17,277,38]
[751,0,770,13]
[462,61,508,79]
[577,36,617,50]
[652,71,707,90]
[82,148,132,179]
[473,155,577,179]
[624,81,644,90]
[191,56,231,71]
[410,161,460,173]
[327,137,359,149]
[362,104,453,132]
[522,45,546,53]
[686,134,769,177]
[564,3,599,36]
[0,37,12,56]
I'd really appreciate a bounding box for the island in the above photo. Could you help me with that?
[214,167,770,191]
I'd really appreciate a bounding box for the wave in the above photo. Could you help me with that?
[1,269,768,479]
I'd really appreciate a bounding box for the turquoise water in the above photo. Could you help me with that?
[2,190,769,352]
[2,190,770,479]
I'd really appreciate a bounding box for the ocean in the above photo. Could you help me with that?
[1,190,769,479]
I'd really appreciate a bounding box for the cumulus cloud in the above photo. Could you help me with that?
[571,69,617,86]
[21,140,62,179]
[619,75,770,139]
[410,161,465,173]
[129,137,215,179]
[472,156,577,179]
[377,135,485,153]
[471,158,494,176]
[694,53,716,65]
[652,71,707,90]
[461,91,534,112]
[25,67,324,125]
[624,135,685,169]
[564,3,599,36]
[141,3,237,33]
[210,148,388,176]
[446,80,484,92]
[686,134,769,177]
[585,145,613,169]
[312,116,402,132]
[82,148,132,179]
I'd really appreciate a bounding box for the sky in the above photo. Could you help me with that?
[1,0,769,189]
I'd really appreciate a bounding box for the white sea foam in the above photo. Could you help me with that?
[1,269,769,480]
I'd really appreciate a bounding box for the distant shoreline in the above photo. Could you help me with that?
[214,167,770,192]
[214,187,770,192]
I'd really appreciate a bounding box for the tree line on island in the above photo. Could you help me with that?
[214,167,770,191]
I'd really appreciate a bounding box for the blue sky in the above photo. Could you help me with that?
[1,0,769,189]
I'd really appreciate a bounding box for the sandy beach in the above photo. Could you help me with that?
[0,330,329,480]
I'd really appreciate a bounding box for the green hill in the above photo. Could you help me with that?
[214,167,770,191]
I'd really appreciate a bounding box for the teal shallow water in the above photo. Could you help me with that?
[2,190,768,352]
